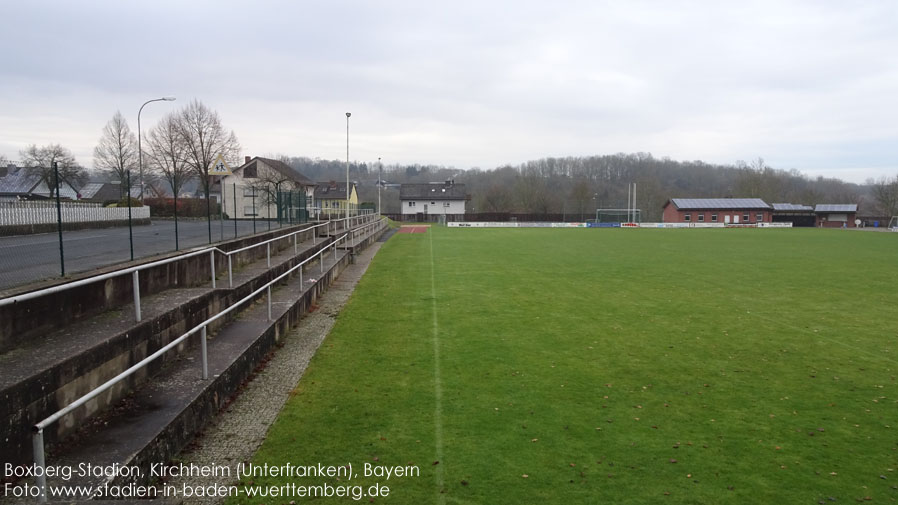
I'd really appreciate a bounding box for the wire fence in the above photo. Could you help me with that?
[0,193,327,292]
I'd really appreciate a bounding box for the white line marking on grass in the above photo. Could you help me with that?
[429,228,445,504]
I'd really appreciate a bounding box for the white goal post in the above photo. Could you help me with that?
[889,216,898,229]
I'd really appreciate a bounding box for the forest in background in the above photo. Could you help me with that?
[286,153,897,222]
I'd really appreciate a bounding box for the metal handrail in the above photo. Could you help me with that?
[30,218,389,498]
[0,216,377,321]
[30,229,365,501]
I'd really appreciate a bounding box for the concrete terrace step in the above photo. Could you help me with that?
[28,245,354,501]
[0,230,338,469]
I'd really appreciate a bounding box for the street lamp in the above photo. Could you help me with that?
[377,157,382,218]
[345,112,351,221]
[137,96,176,201]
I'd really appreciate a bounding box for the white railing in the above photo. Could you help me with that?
[30,229,361,501]
[28,216,389,500]
[0,216,377,322]
[0,201,150,226]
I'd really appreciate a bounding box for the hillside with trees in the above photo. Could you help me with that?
[285,153,890,222]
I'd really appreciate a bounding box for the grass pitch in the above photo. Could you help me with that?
[233,228,897,504]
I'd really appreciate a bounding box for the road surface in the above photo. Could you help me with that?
[0,219,293,291]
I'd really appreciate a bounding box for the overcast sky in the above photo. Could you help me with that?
[1,0,896,183]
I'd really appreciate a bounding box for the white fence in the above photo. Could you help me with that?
[0,201,150,226]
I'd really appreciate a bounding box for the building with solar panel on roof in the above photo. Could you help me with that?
[814,204,858,228]
[771,203,815,227]
[662,198,772,225]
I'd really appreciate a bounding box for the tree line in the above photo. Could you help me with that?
[284,154,895,221]
[8,118,897,221]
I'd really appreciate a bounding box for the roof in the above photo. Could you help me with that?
[0,167,40,194]
[400,182,467,201]
[235,157,315,187]
[771,203,814,212]
[314,181,355,200]
[815,204,857,213]
[670,198,770,210]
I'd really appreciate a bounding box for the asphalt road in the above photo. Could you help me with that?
[0,219,291,291]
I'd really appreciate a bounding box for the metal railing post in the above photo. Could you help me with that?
[132,270,141,322]
[299,265,303,290]
[267,286,272,321]
[210,251,216,289]
[228,256,233,288]
[294,233,297,255]
[267,243,271,268]
[201,326,208,380]
[320,250,324,273]
[33,429,47,502]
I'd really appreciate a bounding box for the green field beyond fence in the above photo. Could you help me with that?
[234,228,898,504]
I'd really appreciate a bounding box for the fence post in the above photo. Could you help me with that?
[228,255,233,288]
[267,286,272,321]
[210,251,216,288]
[33,429,47,502]
[53,162,65,277]
[299,265,303,290]
[132,270,142,322]
[200,326,208,380]
[294,233,297,255]
[267,243,271,268]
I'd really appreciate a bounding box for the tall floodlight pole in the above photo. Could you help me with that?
[345,112,351,221]
[377,157,382,218]
[633,183,637,224]
[137,97,176,201]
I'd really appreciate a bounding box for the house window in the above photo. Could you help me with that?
[408,201,416,207]
[756,213,764,222]
[743,213,750,222]
[697,214,704,222]
[684,213,691,221]
[243,187,258,197]
[443,202,450,207]
[244,206,257,216]
[431,201,435,205]
[711,214,718,222]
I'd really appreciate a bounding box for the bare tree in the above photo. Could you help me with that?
[175,100,241,241]
[19,143,86,197]
[145,112,193,202]
[569,179,592,220]
[870,175,898,217]
[93,111,138,199]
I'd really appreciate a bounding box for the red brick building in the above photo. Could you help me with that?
[662,198,772,224]
[815,204,858,228]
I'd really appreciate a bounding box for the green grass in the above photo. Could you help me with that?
[230,228,898,504]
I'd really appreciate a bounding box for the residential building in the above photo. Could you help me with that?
[313,181,359,218]
[221,157,316,222]
[399,181,467,219]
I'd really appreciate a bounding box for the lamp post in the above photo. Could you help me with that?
[137,96,175,201]
[377,157,382,218]
[345,112,351,221]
